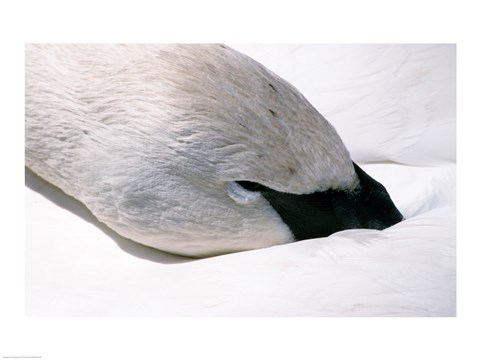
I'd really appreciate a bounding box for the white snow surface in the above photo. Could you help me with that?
[25,44,456,316]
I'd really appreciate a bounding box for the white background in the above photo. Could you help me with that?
[2,1,479,360]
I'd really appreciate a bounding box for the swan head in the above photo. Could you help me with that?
[227,162,403,241]
[25,44,404,258]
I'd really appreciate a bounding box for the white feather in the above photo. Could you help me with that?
[25,44,356,257]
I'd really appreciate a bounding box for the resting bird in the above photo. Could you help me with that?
[25,44,403,257]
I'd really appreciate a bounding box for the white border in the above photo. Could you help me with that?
[2,0,478,359]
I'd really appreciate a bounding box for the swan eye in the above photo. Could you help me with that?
[236,181,267,192]
[226,181,265,204]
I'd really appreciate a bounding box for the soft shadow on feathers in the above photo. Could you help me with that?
[26,167,191,264]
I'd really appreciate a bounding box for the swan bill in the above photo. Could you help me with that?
[236,162,403,240]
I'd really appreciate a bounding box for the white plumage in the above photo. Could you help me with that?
[26,44,358,257]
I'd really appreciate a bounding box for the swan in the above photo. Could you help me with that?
[25,44,403,257]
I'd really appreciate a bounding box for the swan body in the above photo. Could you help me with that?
[25,44,402,257]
